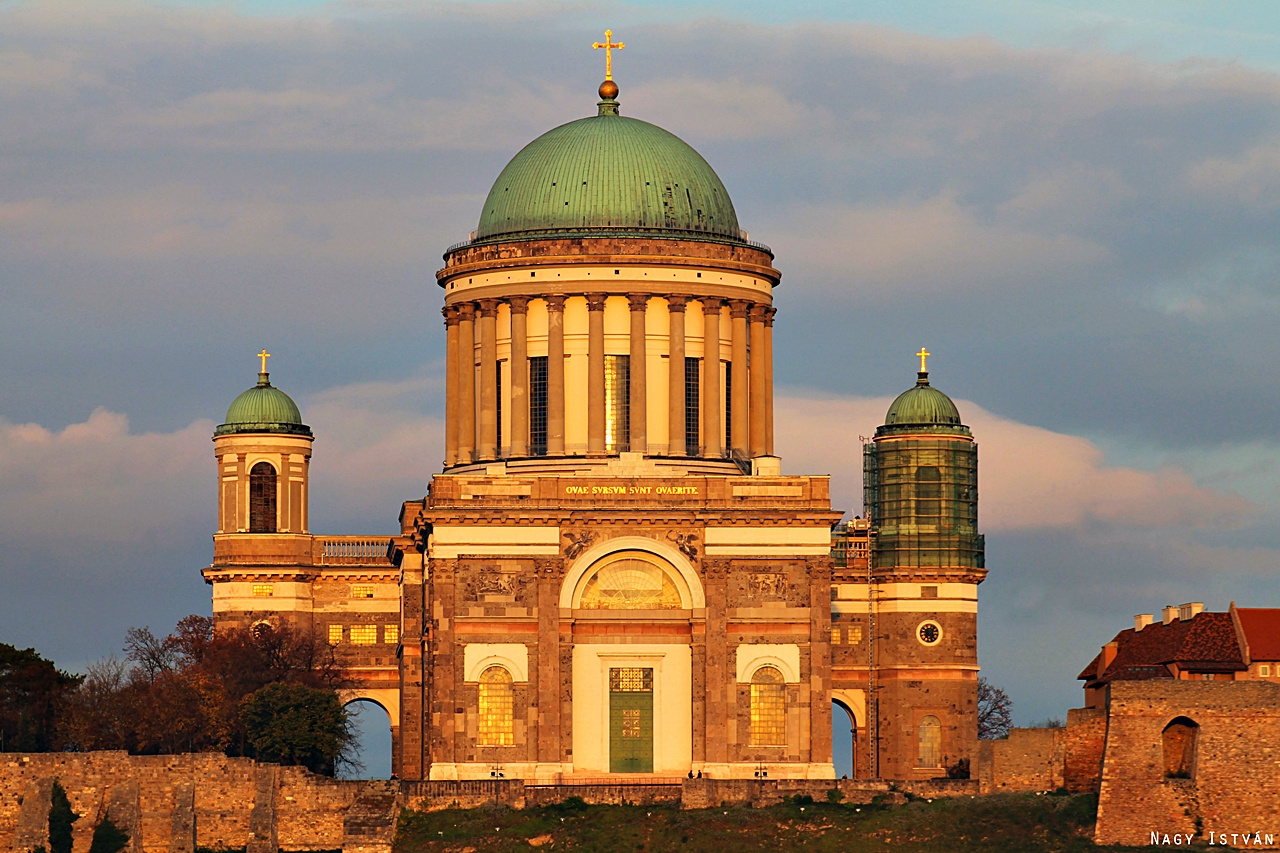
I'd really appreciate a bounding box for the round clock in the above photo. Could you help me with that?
[917,620,943,646]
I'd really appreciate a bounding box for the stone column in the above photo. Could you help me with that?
[456,302,476,464]
[477,298,498,461]
[545,296,567,456]
[701,299,723,458]
[749,303,768,458]
[627,293,649,454]
[667,295,688,456]
[508,296,530,457]
[443,306,460,467]
[765,307,776,456]
[729,300,749,457]
[586,293,607,456]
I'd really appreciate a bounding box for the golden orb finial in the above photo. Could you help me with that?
[598,79,619,100]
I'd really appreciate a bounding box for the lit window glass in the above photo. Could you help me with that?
[350,625,377,645]
[384,624,399,644]
[328,624,342,645]
[352,584,374,599]
[849,625,864,644]
[579,556,682,609]
[830,627,841,645]
[604,355,630,453]
[750,666,786,747]
[1260,664,1271,677]
[252,584,273,597]
[478,666,514,746]
[918,716,942,767]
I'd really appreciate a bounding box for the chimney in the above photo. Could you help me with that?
[1135,614,1154,632]
[1101,640,1119,671]
[1162,606,1179,625]
[1179,602,1204,621]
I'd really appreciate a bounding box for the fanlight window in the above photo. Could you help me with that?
[578,556,684,610]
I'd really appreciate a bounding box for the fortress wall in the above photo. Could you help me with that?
[1094,681,1280,849]
[1061,707,1105,793]
[976,728,1064,794]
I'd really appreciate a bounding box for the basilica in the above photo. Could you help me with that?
[201,45,985,783]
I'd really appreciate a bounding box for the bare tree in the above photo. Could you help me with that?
[978,677,1013,739]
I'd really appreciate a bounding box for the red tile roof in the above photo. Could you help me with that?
[1078,611,1245,685]
[1236,608,1280,661]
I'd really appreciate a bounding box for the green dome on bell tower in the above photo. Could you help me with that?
[215,351,311,437]
[877,347,970,438]
[472,79,745,246]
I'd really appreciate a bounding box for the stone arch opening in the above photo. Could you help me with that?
[568,548,697,610]
[338,698,392,780]
[1162,716,1199,779]
[832,700,857,779]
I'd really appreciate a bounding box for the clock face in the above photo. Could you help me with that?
[918,621,942,645]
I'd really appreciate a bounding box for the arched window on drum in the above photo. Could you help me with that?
[477,666,514,746]
[248,461,277,533]
[749,666,786,747]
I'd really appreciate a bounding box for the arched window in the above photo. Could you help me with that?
[477,666,514,746]
[1163,717,1198,779]
[918,715,942,767]
[750,666,786,747]
[578,555,683,610]
[248,461,277,533]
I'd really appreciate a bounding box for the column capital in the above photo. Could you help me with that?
[626,292,650,311]
[701,297,724,311]
[477,298,499,318]
[729,299,751,319]
[749,303,769,321]
[666,294,689,313]
[764,306,776,327]
[544,294,566,312]
[585,292,608,311]
[442,305,460,326]
[507,295,531,314]
[456,301,476,320]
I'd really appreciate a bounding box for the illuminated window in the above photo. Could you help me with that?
[252,584,274,597]
[350,625,377,645]
[749,666,786,747]
[478,666,514,746]
[352,584,374,599]
[604,355,630,453]
[849,625,864,644]
[384,625,399,644]
[1261,664,1272,677]
[249,461,277,533]
[579,555,683,610]
[918,716,942,767]
[830,627,841,645]
[328,624,343,645]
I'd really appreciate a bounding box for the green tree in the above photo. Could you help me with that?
[87,815,129,853]
[240,682,352,775]
[0,644,81,752]
[48,780,79,853]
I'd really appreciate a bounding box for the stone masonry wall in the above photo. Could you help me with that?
[1094,681,1280,849]
[0,753,394,853]
[1062,707,1105,794]
[977,728,1064,794]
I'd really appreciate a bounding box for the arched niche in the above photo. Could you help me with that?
[1162,716,1199,779]
[560,536,705,610]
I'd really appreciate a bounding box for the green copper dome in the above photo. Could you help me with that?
[878,372,969,437]
[215,373,311,437]
[473,93,744,245]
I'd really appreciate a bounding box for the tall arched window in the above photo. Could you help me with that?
[918,715,942,767]
[1162,717,1198,779]
[478,666,514,746]
[750,666,786,747]
[248,461,277,533]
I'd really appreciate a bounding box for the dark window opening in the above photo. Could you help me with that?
[249,461,277,533]
[685,357,701,454]
[530,356,548,456]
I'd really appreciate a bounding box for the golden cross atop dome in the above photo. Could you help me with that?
[592,29,625,81]
[258,349,271,373]
[917,347,931,373]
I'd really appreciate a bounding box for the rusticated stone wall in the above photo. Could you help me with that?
[977,728,1064,794]
[1094,681,1280,849]
[0,753,397,853]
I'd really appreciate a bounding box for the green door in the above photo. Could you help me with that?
[609,667,654,773]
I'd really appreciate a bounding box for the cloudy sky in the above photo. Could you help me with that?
[2,0,1279,764]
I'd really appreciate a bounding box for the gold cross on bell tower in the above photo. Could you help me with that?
[592,29,625,81]
[257,349,271,373]
[917,347,931,373]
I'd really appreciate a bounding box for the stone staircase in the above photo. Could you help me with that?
[341,781,402,853]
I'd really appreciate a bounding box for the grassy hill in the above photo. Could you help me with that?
[394,791,1144,852]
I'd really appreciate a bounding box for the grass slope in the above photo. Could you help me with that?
[394,791,1145,852]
